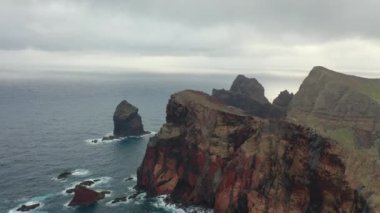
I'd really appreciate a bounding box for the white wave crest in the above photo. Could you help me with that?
[72,169,90,176]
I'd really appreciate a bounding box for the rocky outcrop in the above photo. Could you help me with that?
[68,185,105,206]
[212,75,272,118]
[137,90,373,212]
[16,203,40,212]
[57,171,71,180]
[286,66,380,210]
[212,75,292,119]
[269,90,294,117]
[112,100,146,137]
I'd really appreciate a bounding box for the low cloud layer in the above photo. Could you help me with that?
[1,0,379,75]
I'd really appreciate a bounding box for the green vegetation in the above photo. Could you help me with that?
[325,128,355,147]
[357,80,380,104]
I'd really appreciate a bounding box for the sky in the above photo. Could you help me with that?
[0,0,380,76]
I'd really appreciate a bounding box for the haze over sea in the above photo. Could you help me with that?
[0,70,303,212]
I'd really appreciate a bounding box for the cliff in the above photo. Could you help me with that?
[137,90,373,212]
[288,66,380,150]
[287,66,380,210]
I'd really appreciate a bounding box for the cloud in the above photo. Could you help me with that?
[0,0,379,74]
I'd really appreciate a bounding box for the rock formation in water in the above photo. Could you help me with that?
[137,90,372,212]
[68,185,105,206]
[212,75,272,117]
[57,171,71,180]
[16,203,40,212]
[112,100,146,137]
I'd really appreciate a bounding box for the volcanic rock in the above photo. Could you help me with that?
[113,100,146,137]
[57,171,71,180]
[79,180,95,187]
[68,185,105,206]
[16,203,40,212]
[288,66,380,149]
[137,89,373,212]
[111,196,127,204]
[269,90,294,117]
[212,75,272,117]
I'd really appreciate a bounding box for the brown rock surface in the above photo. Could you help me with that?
[68,185,105,206]
[137,90,374,212]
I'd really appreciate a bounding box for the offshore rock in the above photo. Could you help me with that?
[113,100,146,137]
[68,185,105,206]
[16,203,40,212]
[137,90,372,212]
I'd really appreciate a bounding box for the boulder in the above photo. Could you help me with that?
[113,100,146,137]
[68,185,105,206]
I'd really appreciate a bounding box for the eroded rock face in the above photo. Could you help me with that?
[68,185,105,206]
[212,75,272,118]
[137,90,371,212]
[113,100,146,137]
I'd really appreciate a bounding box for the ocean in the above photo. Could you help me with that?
[0,71,303,212]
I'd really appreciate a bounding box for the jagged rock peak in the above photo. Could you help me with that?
[273,90,293,107]
[211,75,273,118]
[230,74,269,104]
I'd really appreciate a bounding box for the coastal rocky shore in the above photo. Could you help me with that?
[137,67,380,212]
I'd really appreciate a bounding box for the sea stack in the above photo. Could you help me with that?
[113,100,146,137]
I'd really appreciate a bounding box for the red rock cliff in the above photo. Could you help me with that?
[137,90,371,212]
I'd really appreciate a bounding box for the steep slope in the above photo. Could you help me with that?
[137,90,373,212]
[287,66,380,209]
[288,66,380,150]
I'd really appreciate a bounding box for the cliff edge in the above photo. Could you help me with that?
[137,90,373,212]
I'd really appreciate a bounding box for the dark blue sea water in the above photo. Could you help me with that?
[0,72,303,213]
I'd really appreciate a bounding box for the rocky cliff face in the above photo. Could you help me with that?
[113,100,146,137]
[137,90,372,212]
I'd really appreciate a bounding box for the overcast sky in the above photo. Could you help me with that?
[1,0,380,76]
